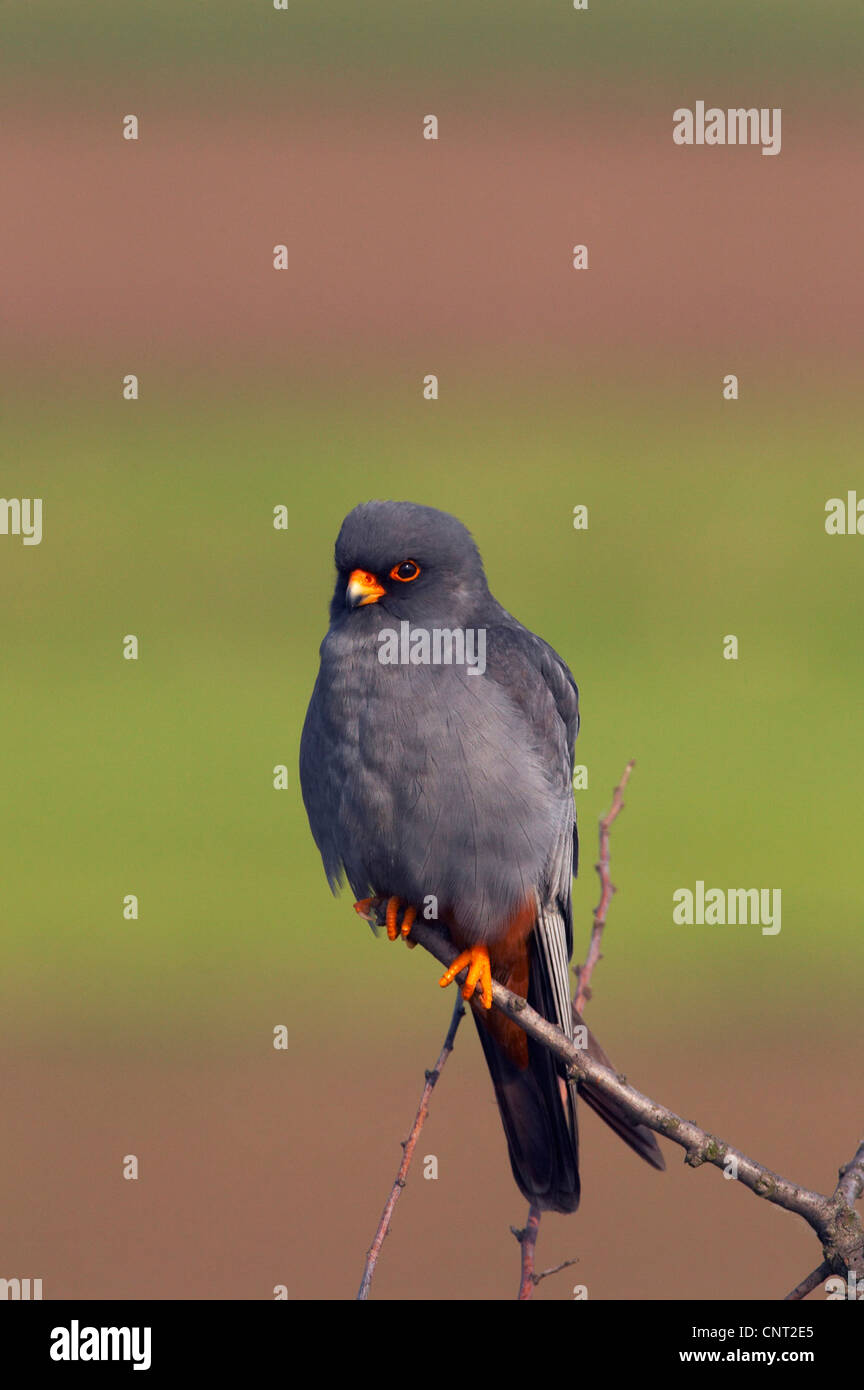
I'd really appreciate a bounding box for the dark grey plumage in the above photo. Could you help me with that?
[300,500,662,1212]
[302,502,577,936]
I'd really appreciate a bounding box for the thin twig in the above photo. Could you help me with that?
[574,759,635,1013]
[511,1208,580,1299]
[783,1261,832,1302]
[534,1257,580,1286]
[512,1203,542,1300]
[356,995,465,1300]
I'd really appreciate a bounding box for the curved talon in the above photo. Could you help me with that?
[401,905,416,938]
[353,897,376,918]
[438,944,493,1010]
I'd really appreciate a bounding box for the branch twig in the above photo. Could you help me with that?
[512,1207,579,1299]
[356,995,465,1300]
[574,759,634,1013]
[410,915,864,1294]
[512,1203,542,1300]
[534,1256,580,1286]
[783,1261,832,1302]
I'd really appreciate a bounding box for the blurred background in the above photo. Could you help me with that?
[1,2,862,1300]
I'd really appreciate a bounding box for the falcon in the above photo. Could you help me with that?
[300,501,662,1211]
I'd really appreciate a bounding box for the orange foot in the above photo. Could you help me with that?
[439,944,493,1010]
[353,896,417,947]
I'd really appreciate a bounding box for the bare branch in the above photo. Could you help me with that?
[783,1261,832,1302]
[411,914,864,1290]
[575,758,635,1012]
[535,1256,580,1286]
[356,995,465,1300]
[512,1203,542,1300]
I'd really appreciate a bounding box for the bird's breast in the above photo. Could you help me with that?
[310,625,565,940]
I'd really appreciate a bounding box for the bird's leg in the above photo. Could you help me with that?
[439,944,493,1010]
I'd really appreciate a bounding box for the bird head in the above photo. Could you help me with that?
[329,501,488,623]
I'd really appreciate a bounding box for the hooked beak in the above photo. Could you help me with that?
[346,568,386,609]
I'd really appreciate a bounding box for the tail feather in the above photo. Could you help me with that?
[473,1009,580,1213]
[573,1006,666,1171]
[576,1080,666,1171]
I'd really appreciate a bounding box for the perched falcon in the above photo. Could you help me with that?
[301,501,662,1211]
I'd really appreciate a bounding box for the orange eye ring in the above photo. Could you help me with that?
[389,560,420,582]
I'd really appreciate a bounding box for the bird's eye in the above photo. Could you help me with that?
[390,560,420,582]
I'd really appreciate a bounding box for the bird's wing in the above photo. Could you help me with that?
[480,619,580,933]
[482,620,579,771]
[483,625,577,1028]
[299,669,348,893]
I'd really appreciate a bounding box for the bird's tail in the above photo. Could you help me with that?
[471,921,582,1213]
[473,1011,581,1212]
